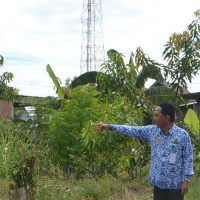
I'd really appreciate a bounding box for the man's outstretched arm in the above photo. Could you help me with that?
[93,123,151,141]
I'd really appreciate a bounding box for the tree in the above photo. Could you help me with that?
[48,85,100,177]
[0,55,19,101]
[97,48,163,106]
[65,77,71,87]
[162,9,200,97]
[47,85,150,178]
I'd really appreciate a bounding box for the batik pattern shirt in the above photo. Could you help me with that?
[109,124,194,189]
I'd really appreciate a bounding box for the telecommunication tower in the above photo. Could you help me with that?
[80,0,105,73]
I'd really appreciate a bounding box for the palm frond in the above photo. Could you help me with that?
[144,86,175,105]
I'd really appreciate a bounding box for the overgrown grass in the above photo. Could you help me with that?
[0,175,199,199]
[185,176,200,200]
[35,175,152,200]
[0,179,13,200]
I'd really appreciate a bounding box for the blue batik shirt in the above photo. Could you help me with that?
[109,124,194,189]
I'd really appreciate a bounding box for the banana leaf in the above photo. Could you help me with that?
[134,64,163,88]
[71,71,98,88]
[184,108,200,136]
[46,64,64,99]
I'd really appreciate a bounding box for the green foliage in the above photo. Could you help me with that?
[0,55,19,102]
[177,120,200,150]
[0,71,19,101]
[25,97,61,176]
[0,119,54,199]
[31,96,61,130]
[47,84,150,179]
[184,108,200,136]
[0,120,37,198]
[0,120,17,178]
[134,48,163,88]
[81,101,150,178]
[48,85,101,177]
[162,10,200,96]
[143,86,185,106]
[97,50,134,101]
[177,118,200,177]
[183,108,200,176]
[97,48,163,105]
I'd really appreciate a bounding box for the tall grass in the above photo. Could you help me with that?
[185,176,200,200]
[0,175,200,199]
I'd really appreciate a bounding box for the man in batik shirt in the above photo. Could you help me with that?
[94,102,194,200]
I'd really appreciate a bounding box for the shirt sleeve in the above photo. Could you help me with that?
[109,124,152,141]
[182,132,194,180]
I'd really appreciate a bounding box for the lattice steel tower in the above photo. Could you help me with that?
[80,0,105,73]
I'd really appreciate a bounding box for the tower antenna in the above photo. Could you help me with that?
[80,0,105,73]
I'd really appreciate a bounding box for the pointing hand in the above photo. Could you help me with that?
[92,123,109,132]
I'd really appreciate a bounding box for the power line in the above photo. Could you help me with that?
[9,82,54,88]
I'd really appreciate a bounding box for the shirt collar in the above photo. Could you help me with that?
[160,123,176,136]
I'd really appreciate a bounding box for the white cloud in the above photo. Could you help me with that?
[0,0,200,97]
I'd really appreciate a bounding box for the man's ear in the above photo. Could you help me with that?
[166,115,170,121]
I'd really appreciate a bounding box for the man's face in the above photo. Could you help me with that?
[154,107,168,128]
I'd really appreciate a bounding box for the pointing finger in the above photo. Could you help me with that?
[92,124,100,126]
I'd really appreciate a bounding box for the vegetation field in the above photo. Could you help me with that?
[0,175,200,200]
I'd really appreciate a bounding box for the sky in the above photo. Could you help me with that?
[0,0,200,97]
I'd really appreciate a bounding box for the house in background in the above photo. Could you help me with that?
[183,92,200,120]
[150,81,200,120]
[150,81,190,95]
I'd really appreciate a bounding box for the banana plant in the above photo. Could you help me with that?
[133,47,163,88]
[71,71,99,88]
[46,64,64,100]
[184,108,200,153]
[184,108,200,137]
[143,86,185,106]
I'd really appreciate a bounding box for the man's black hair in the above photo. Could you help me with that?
[159,102,176,123]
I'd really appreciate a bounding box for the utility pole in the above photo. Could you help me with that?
[80,0,105,73]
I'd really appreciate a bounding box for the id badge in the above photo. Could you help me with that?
[169,153,176,164]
